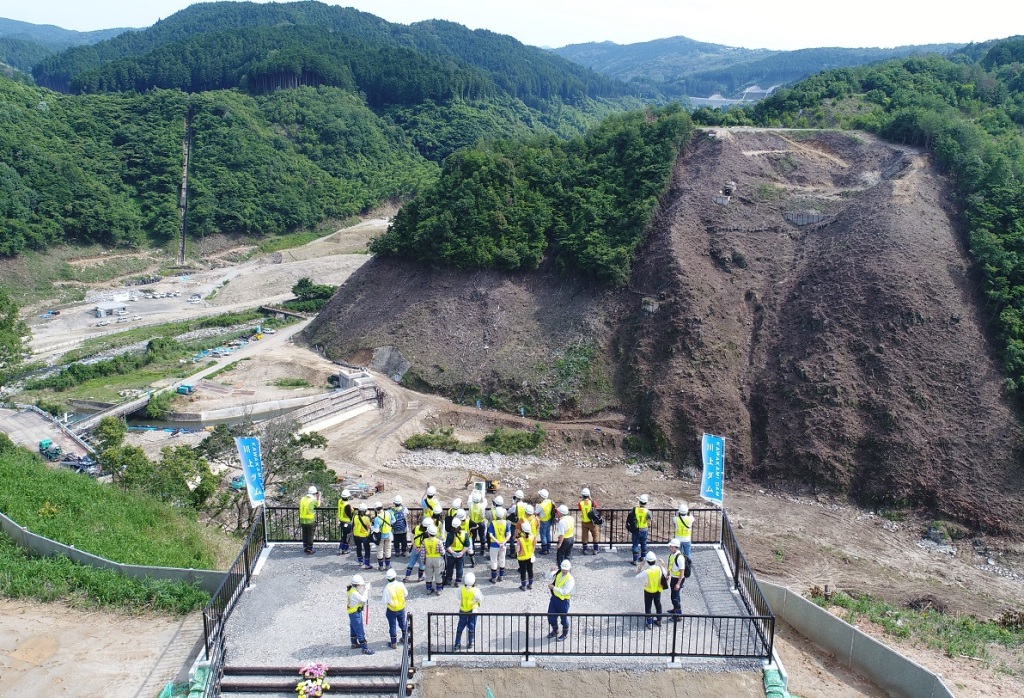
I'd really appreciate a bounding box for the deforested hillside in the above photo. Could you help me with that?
[310,127,1024,532]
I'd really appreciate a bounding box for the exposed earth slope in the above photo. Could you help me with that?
[307,128,1024,533]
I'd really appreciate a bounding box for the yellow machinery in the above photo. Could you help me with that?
[464,471,499,494]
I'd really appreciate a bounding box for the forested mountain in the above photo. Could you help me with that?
[32,1,626,105]
[0,18,129,74]
[554,36,964,98]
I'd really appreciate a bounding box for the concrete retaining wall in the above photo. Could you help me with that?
[0,511,225,594]
[760,582,954,698]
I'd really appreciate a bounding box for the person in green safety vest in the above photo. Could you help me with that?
[634,550,667,628]
[454,572,482,650]
[346,574,374,655]
[299,486,321,555]
[546,559,575,641]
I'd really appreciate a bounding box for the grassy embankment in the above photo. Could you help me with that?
[0,442,236,613]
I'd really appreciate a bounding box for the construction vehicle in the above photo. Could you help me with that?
[464,471,499,494]
[176,384,196,395]
[38,439,63,461]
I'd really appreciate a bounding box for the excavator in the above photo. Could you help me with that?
[464,471,499,494]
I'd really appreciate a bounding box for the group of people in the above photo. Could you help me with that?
[297,484,697,653]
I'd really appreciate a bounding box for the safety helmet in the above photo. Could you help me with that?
[638,494,649,504]
[538,489,549,499]
[678,503,689,515]
[374,501,383,509]
[422,517,434,528]
[386,568,397,580]
[669,538,681,548]
[426,525,438,536]
[432,504,443,515]
[341,489,351,499]
[351,574,365,586]
[393,495,403,505]
[452,516,464,526]
[464,572,476,586]
[514,489,524,500]
[524,504,535,515]
[308,486,318,495]
[493,495,504,506]
[521,521,532,534]
[358,503,368,511]
[557,504,569,516]
[560,560,572,571]
[581,487,590,498]
[470,492,482,503]
[645,551,657,563]
[456,508,466,520]
[495,506,507,519]
[451,498,462,509]
[426,485,437,496]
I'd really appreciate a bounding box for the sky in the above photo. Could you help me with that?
[0,0,1015,51]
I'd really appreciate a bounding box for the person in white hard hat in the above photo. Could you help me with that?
[372,502,395,571]
[554,504,575,568]
[546,559,574,641]
[352,502,374,569]
[487,506,511,584]
[515,520,536,591]
[391,496,410,558]
[336,488,353,555]
[443,516,471,588]
[346,574,374,654]
[422,524,444,594]
[381,568,408,649]
[634,550,666,627]
[453,571,482,650]
[431,504,445,536]
[299,486,321,555]
[675,503,694,558]
[404,516,432,584]
[667,538,686,621]
[536,488,554,555]
[468,490,488,555]
[510,489,528,526]
[578,487,601,556]
[421,485,440,513]
[626,494,651,564]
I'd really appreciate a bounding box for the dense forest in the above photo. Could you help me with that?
[688,37,1024,393]
[370,105,693,285]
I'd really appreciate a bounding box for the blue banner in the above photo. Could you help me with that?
[700,433,725,506]
[234,436,265,507]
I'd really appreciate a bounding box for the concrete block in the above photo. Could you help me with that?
[851,631,937,698]
[774,588,855,666]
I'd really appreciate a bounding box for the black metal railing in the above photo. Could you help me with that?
[202,510,267,659]
[719,510,774,657]
[265,506,722,547]
[425,611,773,661]
[396,614,415,697]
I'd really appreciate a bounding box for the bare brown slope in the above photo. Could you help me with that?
[623,128,1023,531]
[307,128,1024,532]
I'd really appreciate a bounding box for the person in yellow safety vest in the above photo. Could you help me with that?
[554,504,575,568]
[515,521,536,591]
[455,507,475,568]
[667,538,686,621]
[372,501,395,571]
[510,490,528,530]
[578,487,600,556]
[626,494,651,564]
[454,572,482,650]
[536,489,554,555]
[421,485,440,514]
[444,498,463,535]
[299,486,321,555]
[443,516,470,588]
[403,516,432,584]
[336,488,353,555]
[423,524,444,594]
[381,568,408,649]
[468,491,487,555]
[487,506,511,584]
[546,559,575,641]
[346,575,375,655]
[634,550,666,628]
[352,503,373,570]
[675,504,694,558]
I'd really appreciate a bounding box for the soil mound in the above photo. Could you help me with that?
[307,128,1024,533]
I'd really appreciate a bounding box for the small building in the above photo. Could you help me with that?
[94,301,128,318]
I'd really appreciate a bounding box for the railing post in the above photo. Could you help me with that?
[427,613,432,661]
[409,614,415,669]
[670,613,678,662]
[524,613,530,662]
[607,510,614,549]
[242,541,252,588]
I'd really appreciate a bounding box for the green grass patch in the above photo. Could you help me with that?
[271,377,310,388]
[205,358,250,380]
[404,425,545,455]
[0,445,225,569]
[812,590,1024,668]
[257,230,322,253]
[0,531,209,614]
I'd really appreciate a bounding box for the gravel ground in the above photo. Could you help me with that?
[223,538,764,679]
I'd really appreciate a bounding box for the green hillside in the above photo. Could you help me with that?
[693,37,1024,395]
